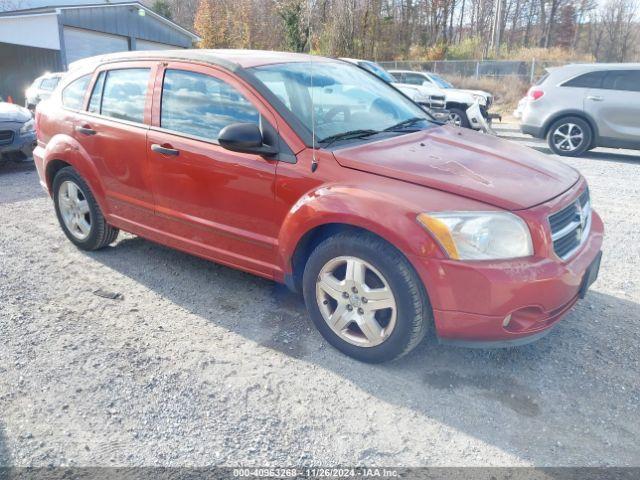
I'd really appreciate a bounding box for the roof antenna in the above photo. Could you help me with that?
[307,0,318,173]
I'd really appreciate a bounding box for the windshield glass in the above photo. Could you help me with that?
[358,61,397,84]
[251,61,433,145]
[430,74,454,89]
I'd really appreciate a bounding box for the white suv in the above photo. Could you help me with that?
[389,70,493,128]
[521,64,640,156]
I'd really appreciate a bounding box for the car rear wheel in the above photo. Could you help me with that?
[547,116,592,157]
[53,166,119,250]
[446,108,470,128]
[302,231,430,363]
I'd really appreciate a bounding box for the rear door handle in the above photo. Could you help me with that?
[587,95,603,102]
[76,125,96,135]
[151,143,180,156]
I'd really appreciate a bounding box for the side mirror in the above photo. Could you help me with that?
[218,123,277,156]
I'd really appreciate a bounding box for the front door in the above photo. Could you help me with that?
[584,69,640,145]
[147,63,281,278]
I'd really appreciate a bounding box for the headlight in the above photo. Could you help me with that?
[20,119,34,134]
[472,94,487,105]
[417,212,533,260]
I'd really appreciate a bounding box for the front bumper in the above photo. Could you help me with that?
[0,130,36,158]
[410,202,604,346]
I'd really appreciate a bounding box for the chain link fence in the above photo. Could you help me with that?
[378,59,563,82]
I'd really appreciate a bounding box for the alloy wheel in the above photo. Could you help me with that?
[315,256,397,347]
[58,180,92,241]
[447,112,463,126]
[552,123,584,152]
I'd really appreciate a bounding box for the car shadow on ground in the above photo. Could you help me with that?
[85,235,640,465]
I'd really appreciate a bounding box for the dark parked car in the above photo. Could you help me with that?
[0,102,36,165]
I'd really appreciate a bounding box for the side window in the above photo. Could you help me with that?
[602,70,640,92]
[404,73,425,85]
[100,68,150,123]
[160,69,260,141]
[40,77,60,91]
[61,74,91,110]
[88,72,106,114]
[562,71,606,89]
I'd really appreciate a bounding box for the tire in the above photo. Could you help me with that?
[302,231,431,363]
[52,166,119,251]
[447,107,470,128]
[547,116,592,157]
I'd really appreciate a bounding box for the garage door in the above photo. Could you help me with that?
[136,39,181,51]
[63,27,129,64]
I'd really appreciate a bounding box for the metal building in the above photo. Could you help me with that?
[0,1,199,104]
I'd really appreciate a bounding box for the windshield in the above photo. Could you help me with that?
[251,61,433,145]
[429,74,454,89]
[358,61,397,84]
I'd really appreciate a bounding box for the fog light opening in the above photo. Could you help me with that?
[502,314,512,327]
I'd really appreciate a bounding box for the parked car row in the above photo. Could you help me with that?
[517,63,640,156]
[33,49,602,362]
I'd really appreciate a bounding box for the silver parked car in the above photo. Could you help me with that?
[521,64,640,156]
[25,72,64,111]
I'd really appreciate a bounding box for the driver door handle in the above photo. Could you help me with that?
[587,95,603,102]
[76,125,96,135]
[151,143,180,156]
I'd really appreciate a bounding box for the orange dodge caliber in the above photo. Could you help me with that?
[34,50,603,362]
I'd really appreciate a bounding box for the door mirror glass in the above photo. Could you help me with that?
[218,123,276,156]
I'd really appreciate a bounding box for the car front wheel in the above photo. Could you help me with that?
[302,231,430,363]
[446,108,470,128]
[53,166,119,250]
[547,116,592,157]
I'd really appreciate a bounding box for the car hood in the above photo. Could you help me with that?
[332,126,580,210]
[0,102,31,123]
[394,82,444,97]
[458,89,492,99]
[441,89,476,105]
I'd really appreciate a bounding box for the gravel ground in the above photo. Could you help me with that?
[0,123,639,467]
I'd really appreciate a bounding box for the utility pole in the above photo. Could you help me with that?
[490,0,504,55]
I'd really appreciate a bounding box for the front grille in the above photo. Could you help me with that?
[0,130,14,146]
[549,188,591,260]
[428,95,446,109]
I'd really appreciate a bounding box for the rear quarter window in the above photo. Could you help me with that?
[61,75,91,110]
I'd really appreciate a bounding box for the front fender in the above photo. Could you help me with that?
[276,184,446,276]
[43,133,109,214]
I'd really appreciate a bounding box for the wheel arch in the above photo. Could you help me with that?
[445,101,470,111]
[542,110,599,143]
[42,134,109,214]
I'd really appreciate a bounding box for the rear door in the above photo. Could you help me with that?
[77,62,157,226]
[146,62,282,277]
[584,69,640,144]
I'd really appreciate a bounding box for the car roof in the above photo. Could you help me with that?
[388,69,426,74]
[548,63,640,73]
[69,49,337,72]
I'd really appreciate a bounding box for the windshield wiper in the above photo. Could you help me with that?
[383,117,426,132]
[319,129,379,148]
